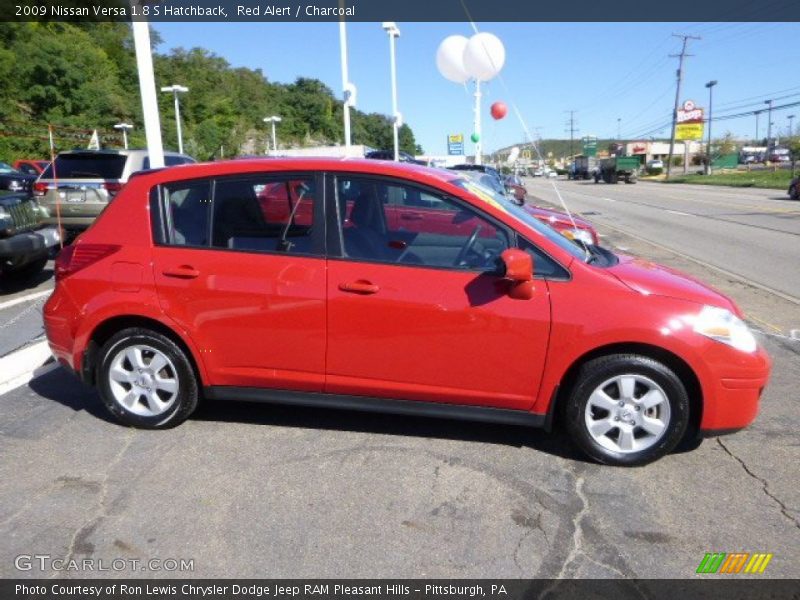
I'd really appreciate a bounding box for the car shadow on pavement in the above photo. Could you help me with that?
[193,397,591,463]
[0,265,53,295]
[28,366,114,423]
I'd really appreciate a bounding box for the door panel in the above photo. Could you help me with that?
[152,173,326,390]
[326,260,550,409]
[326,174,550,410]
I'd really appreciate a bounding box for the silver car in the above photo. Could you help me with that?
[35,149,194,235]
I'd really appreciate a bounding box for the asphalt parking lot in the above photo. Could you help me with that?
[1,188,798,579]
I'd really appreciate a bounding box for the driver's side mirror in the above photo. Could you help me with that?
[499,248,535,300]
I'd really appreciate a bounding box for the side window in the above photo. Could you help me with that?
[519,238,570,280]
[163,180,212,247]
[336,176,508,270]
[212,175,316,255]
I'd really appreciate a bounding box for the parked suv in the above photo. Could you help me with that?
[0,192,60,278]
[34,149,194,236]
[44,158,770,466]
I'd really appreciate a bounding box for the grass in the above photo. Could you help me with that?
[652,169,796,190]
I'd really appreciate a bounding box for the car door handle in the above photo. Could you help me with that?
[401,212,424,221]
[338,280,379,295]
[162,266,200,279]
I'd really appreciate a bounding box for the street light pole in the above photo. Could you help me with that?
[131,21,164,168]
[263,116,282,153]
[704,80,717,175]
[339,21,356,153]
[754,110,761,144]
[764,99,773,159]
[382,22,401,161]
[788,114,795,139]
[160,84,188,154]
[617,117,621,140]
[114,122,133,149]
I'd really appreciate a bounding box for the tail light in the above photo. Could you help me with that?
[103,182,123,196]
[33,182,48,196]
[55,243,120,282]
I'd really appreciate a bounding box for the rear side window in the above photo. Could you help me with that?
[212,176,316,254]
[163,180,212,247]
[41,154,127,179]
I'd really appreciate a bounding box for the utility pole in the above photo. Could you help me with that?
[666,33,701,179]
[617,117,621,140]
[565,110,578,161]
[788,114,796,139]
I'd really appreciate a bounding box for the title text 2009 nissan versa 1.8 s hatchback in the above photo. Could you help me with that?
[44,158,771,466]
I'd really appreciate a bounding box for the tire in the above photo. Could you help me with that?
[564,354,690,466]
[97,327,199,429]
[2,255,47,279]
[790,184,799,200]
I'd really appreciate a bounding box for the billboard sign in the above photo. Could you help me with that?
[447,134,464,155]
[582,136,597,157]
[676,100,705,140]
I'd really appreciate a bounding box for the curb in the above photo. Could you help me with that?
[0,340,58,396]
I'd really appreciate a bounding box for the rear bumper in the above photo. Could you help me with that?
[0,226,60,259]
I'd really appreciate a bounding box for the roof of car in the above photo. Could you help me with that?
[132,157,462,185]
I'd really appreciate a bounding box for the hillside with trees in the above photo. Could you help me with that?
[0,23,421,161]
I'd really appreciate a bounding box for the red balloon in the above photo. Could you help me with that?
[490,101,508,120]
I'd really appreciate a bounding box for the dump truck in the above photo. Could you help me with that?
[594,156,640,184]
[570,155,597,180]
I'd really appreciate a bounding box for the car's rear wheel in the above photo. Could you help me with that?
[790,184,799,200]
[97,328,198,428]
[565,354,690,466]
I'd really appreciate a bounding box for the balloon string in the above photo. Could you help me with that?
[460,11,589,259]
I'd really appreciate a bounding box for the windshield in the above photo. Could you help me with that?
[451,177,588,261]
[0,162,15,173]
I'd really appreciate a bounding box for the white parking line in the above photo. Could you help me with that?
[0,289,53,312]
[0,340,57,396]
[665,209,691,216]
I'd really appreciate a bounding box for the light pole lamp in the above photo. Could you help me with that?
[263,116,282,153]
[114,122,133,149]
[382,21,402,161]
[705,80,717,175]
[160,84,189,154]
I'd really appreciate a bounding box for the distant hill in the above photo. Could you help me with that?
[0,23,421,161]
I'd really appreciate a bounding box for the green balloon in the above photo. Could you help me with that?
[470,133,480,143]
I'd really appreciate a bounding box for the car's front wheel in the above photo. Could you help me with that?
[565,354,690,466]
[789,184,799,200]
[97,328,198,428]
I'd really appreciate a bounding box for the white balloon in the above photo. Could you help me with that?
[464,32,505,81]
[436,35,470,84]
[507,147,520,164]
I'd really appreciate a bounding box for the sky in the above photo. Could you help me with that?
[153,21,800,156]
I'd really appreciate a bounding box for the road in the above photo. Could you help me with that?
[0,185,798,580]
[525,178,800,304]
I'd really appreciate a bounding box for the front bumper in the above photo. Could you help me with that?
[699,345,771,433]
[0,226,60,259]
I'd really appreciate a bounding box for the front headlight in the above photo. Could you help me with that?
[692,305,757,353]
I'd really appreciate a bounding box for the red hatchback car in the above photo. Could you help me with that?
[44,158,771,466]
